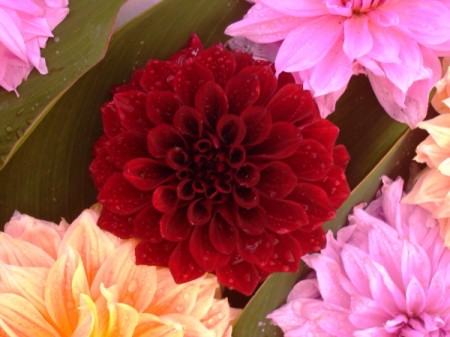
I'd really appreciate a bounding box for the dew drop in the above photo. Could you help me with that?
[5,125,13,133]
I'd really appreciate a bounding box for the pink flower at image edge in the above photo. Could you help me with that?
[225,0,450,127]
[268,177,450,335]
[0,0,69,94]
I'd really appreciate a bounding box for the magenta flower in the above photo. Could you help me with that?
[226,0,450,127]
[0,0,69,94]
[268,177,450,336]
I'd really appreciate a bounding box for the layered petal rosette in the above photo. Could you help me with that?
[89,35,350,295]
[226,0,450,127]
[0,0,69,93]
[0,208,236,336]
[269,177,450,336]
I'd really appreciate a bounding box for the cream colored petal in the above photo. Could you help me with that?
[188,275,217,319]
[4,213,65,259]
[58,209,121,285]
[201,298,235,337]
[0,233,54,267]
[134,313,183,337]
[403,169,450,205]
[161,313,215,337]
[439,218,450,247]
[72,294,98,337]
[415,136,449,169]
[0,294,59,337]
[44,248,90,335]
[0,265,49,320]
[439,158,450,176]
[90,241,156,312]
[417,114,450,149]
[147,269,206,316]
[95,284,139,337]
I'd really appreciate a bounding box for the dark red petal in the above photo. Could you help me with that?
[209,211,237,254]
[135,240,176,267]
[146,91,181,125]
[176,179,195,201]
[152,185,178,213]
[189,225,230,271]
[173,61,214,105]
[187,199,212,226]
[89,140,118,189]
[288,183,335,226]
[98,173,152,216]
[292,226,326,253]
[232,186,259,209]
[196,44,236,86]
[284,139,333,182]
[225,72,260,115]
[107,131,148,169]
[235,162,260,187]
[147,125,186,158]
[226,145,246,168]
[216,254,260,296]
[236,206,267,235]
[160,207,191,241]
[114,91,151,133]
[166,147,189,170]
[333,144,350,170]
[257,161,297,199]
[170,34,203,64]
[237,232,275,267]
[317,165,350,208]
[101,101,121,138]
[195,81,228,129]
[98,207,134,238]
[261,197,308,234]
[301,119,339,152]
[230,50,255,73]
[240,106,272,146]
[249,122,301,160]
[267,83,318,125]
[173,106,203,138]
[123,158,174,191]
[260,233,302,273]
[216,114,246,146]
[140,60,177,92]
[132,205,164,242]
[169,240,205,283]
[276,71,295,89]
[241,65,277,105]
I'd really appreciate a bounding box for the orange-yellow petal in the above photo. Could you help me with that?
[44,248,90,334]
[72,294,98,337]
[134,313,183,337]
[90,241,157,312]
[58,209,121,285]
[0,294,59,337]
[0,264,48,320]
[161,313,215,337]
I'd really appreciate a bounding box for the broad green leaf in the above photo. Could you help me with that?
[0,0,251,226]
[0,0,126,170]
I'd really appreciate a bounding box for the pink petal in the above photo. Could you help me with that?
[259,0,328,17]
[343,15,373,59]
[275,16,343,73]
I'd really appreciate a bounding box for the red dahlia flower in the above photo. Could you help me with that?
[90,35,350,295]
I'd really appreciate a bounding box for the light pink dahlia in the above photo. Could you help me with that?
[268,177,450,336]
[0,0,69,94]
[226,0,450,127]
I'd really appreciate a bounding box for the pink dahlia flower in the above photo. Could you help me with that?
[89,35,350,295]
[0,207,236,336]
[0,0,69,94]
[269,177,450,336]
[225,0,450,127]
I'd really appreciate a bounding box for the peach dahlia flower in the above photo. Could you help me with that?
[0,208,235,337]
[403,77,450,246]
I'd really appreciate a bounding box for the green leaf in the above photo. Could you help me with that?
[0,0,251,226]
[0,0,126,170]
